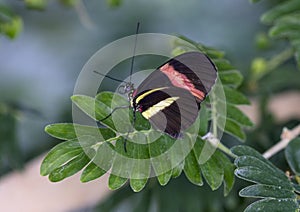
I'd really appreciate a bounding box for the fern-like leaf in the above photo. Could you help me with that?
[232,145,299,212]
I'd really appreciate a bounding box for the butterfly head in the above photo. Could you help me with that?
[118,82,135,100]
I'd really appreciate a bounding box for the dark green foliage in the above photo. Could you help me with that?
[41,91,236,195]
[0,5,22,39]
[0,102,41,173]
[285,138,300,176]
[232,145,299,211]
[95,175,243,212]
[2,0,300,210]
[261,0,300,67]
[106,0,122,8]
[0,112,22,171]
[41,40,251,194]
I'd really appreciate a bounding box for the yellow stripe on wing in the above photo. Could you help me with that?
[142,97,179,119]
[135,87,168,105]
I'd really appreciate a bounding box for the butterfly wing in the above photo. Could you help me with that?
[133,87,199,138]
[131,51,217,137]
[134,51,217,103]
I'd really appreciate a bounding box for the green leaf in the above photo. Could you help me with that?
[49,151,91,182]
[293,41,300,66]
[80,162,107,183]
[0,16,23,39]
[269,21,300,38]
[59,0,78,7]
[157,171,172,186]
[108,138,151,190]
[219,70,243,88]
[207,48,224,59]
[270,28,300,40]
[213,59,235,71]
[183,138,235,194]
[225,120,245,141]
[249,0,262,3]
[0,112,23,169]
[124,132,151,159]
[108,174,127,190]
[239,184,296,199]
[232,145,286,176]
[200,152,224,191]
[226,104,253,127]
[71,95,115,130]
[24,0,47,10]
[45,123,115,140]
[175,35,225,59]
[183,141,203,186]
[285,137,300,175]
[72,94,130,132]
[149,129,195,186]
[223,86,250,105]
[40,139,83,176]
[133,111,151,131]
[148,135,174,180]
[114,138,151,176]
[261,0,300,24]
[259,1,300,68]
[171,162,184,178]
[41,134,98,177]
[97,92,151,131]
[81,142,115,182]
[106,0,122,8]
[95,91,128,107]
[198,105,208,135]
[218,117,246,141]
[215,101,253,128]
[232,146,298,211]
[216,152,235,196]
[244,198,298,212]
[130,178,148,192]
[234,157,289,185]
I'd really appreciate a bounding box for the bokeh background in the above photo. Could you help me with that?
[1,0,300,211]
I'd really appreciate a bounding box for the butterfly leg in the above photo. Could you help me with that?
[123,137,128,153]
[122,130,131,153]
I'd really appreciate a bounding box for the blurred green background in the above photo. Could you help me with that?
[1,0,299,211]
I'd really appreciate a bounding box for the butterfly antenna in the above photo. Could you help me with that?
[118,22,140,153]
[93,70,125,83]
[129,22,140,83]
[123,132,129,153]
[99,105,130,122]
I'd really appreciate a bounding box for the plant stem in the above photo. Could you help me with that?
[263,124,300,159]
[267,47,294,71]
[211,93,218,138]
[202,132,237,158]
[218,142,237,158]
[256,47,294,80]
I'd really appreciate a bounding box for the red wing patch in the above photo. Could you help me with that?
[160,63,205,101]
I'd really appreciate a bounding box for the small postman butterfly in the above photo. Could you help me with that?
[96,25,218,139]
[127,51,218,138]
[97,51,218,139]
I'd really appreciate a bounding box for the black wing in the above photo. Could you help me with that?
[134,51,217,102]
[135,87,200,138]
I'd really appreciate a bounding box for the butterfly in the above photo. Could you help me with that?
[125,51,218,138]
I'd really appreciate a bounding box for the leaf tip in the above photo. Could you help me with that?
[44,124,52,133]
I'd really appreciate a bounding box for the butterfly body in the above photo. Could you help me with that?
[129,51,217,138]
